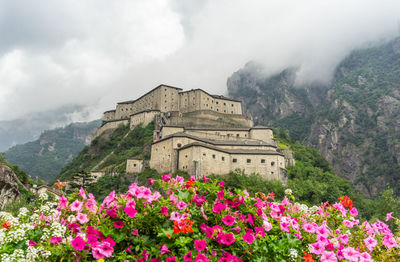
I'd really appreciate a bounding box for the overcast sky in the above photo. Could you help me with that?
[0,0,399,122]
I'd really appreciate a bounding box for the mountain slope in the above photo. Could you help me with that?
[228,37,400,196]
[5,120,101,182]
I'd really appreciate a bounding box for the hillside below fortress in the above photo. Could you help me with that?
[93,84,292,182]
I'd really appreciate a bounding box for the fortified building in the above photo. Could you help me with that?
[95,84,289,182]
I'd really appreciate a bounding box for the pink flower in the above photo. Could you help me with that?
[160,206,169,216]
[148,178,155,185]
[58,195,68,207]
[113,221,124,229]
[98,242,114,258]
[29,240,37,246]
[183,251,192,261]
[166,256,177,262]
[359,252,373,262]
[78,187,87,200]
[194,240,207,252]
[220,181,225,188]
[212,202,226,213]
[194,253,209,262]
[162,174,172,182]
[385,212,395,222]
[320,251,337,262]
[302,222,316,233]
[363,236,377,252]
[92,247,104,259]
[217,190,224,200]
[49,236,62,244]
[310,242,325,255]
[222,215,236,226]
[263,219,272,232]
[342,247,359,262]
[76,213,89,224]
[383,235,398,249]
[124,206,137,218]
[160,244,170,255]
[71,236,85,251]
[242,232,255,244]
[349,207,358,217]
[255,227,265,238]
[132,229,139,235]
[69,200,83,213]
[220,233,236,245]
[177,201,188,210]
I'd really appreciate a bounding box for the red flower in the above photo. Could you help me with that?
[339,195,353,210]
[186,179,195,188]
[2,222,10,230]
[302,252,314,262]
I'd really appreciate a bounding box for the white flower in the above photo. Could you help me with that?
[38,193,48,201]
[288,248,298,261]
[284,188,293,196]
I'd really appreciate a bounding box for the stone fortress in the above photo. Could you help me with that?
[94,84,290,182]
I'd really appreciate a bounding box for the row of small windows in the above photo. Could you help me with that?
[201,152,275,166]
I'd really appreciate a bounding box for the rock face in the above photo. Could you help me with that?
[0,164,21,209]
[228,37,400,196]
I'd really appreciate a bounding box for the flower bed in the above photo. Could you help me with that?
[1,174,399,261]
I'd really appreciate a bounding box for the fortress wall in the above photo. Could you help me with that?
[126,159,144,174]
[130,110,159,129]
[160,86,181,112]
[103,111,116,121]
[182,110,253,127]
[249,129,274,144]
[92,119,129,139]
[161,126,185,137]
[217,145,277,150]
[149,138,175,173]
[184,130,250,141]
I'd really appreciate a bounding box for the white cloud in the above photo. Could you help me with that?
[0,0,399,122]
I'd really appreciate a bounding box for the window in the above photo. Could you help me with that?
[203,153,206,156]
[216,101,219,104]
[185,155,188,158]
[247,159,251,163]
[232,158,237,163]
[271,161,275,166]
[212,154,216,159]
[177,143,182,148]
[224,103,226,106]
[261,159,266,164]
[222,157,225,161]
[133,164,137,167]
[237,134,240,137]
[231,104,234,107]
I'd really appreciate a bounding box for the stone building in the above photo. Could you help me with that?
[94,84,290,182]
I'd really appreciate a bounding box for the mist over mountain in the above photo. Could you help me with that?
[5,119,101,182]
[228,37,400,196]
[0,104,96,151]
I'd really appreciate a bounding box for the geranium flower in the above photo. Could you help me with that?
[302,252,314,262]
[194,240,207,252]
[71,236,85,251]
[222,215,236,226]
[113,220,124,229]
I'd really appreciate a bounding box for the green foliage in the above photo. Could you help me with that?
[56,123,154,183]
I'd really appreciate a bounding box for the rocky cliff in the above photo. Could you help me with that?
[0,164,21,209]
[5,120,101,182]
[228,37,400,196]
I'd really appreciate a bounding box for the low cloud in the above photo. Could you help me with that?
[0,0,399,122]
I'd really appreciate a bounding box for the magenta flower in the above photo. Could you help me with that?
[113,220,124,229]
[58,195,68,208]
[28,240,37,246]
[194,240,207,252]
[222,215,236,226]
[71,236,85,251]
[183,251,192,261]
[124,206,137,218]
[385,212,395,222]
[212,202,226,213]
[148,178,155,185]
[217,190,224,200]
[69,200,83,212]
[166,256,177,262]
[98,242,114,258]
[342,246,359,262]
[383,235,398,249]
[49,236,62,244]
[162,174,172,182]
[220,233,236,245]
[160,244,170,255]
[177,201,188,210]
[302,222,316,233]
[132,229,139,235]
[92,247,104,259]
[194,253,209,262]
[242,232,255,244]
[78,187,87,200]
